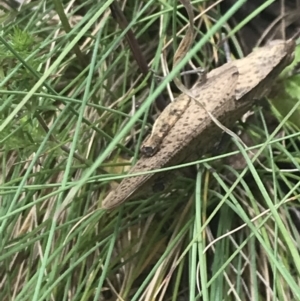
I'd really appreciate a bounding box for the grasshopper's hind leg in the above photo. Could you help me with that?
[141,69,207,157]
[140,96,190,157]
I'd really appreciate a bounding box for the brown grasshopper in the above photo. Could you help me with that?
[102,39,295,210]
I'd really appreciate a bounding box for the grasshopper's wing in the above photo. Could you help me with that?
[102,65,239,209]
[141,94,190,156]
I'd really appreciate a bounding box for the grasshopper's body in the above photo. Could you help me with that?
[102,39,295,209]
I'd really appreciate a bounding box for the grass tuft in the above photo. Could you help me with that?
[1,0,300,300]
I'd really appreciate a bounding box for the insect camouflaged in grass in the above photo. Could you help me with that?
[102,39,296,210]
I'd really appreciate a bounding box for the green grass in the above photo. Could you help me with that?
[1,0,300,300]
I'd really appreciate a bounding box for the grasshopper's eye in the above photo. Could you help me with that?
[141,145,157,157]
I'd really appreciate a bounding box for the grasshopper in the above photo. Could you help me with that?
[102,39,295,210]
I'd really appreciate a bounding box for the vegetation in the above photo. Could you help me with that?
[1,0,300,300]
